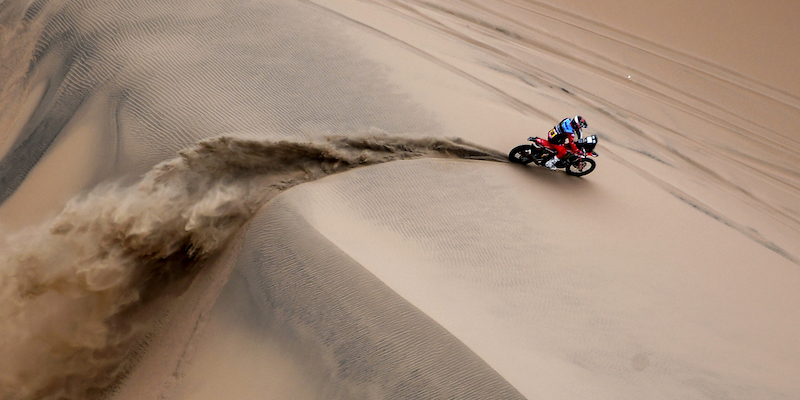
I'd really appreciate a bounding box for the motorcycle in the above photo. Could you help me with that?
[508,135,598,176]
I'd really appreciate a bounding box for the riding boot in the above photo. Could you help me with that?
[545,156,559,170]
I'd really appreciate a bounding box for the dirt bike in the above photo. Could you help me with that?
[508,135,598,176]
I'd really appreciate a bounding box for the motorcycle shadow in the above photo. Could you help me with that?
[507,162,600,194]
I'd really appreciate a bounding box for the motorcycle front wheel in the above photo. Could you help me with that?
[565,157,596,176]
[508,145,536,164]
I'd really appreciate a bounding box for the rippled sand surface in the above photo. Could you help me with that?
[1,0,799,399]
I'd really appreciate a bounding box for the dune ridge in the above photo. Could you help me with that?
[0,134,504,400]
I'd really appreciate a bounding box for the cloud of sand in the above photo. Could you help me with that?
[0,134,505,400]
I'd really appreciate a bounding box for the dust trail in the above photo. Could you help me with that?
[0,134,506,400]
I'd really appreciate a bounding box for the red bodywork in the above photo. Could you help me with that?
[535,137,579,159]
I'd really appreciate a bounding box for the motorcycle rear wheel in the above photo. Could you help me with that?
[565,157,596,176]
[508,145,536,164]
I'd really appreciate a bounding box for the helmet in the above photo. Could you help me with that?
[573,115,587,129]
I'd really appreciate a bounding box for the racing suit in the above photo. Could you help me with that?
[541,118,581,159]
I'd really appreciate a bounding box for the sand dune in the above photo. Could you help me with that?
[1,0,799,399]
[0,134,504,399]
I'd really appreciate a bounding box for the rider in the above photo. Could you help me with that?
[537,115,587,170]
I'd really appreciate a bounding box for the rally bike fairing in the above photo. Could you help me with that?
[508,135,598,176]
